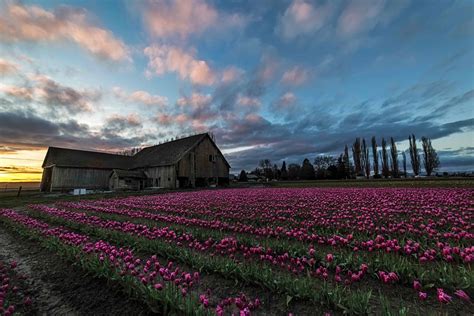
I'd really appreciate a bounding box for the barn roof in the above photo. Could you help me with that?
[42,133,231,170]
[133,133,206,167]
[110,169,147,179]
[42,147,132,169]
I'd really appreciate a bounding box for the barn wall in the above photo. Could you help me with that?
[51,167,111,191]
[193,137,229,178]
[144,165,176,188]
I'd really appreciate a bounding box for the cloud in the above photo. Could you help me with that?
[113,87,168,107]
[0,75,101,113]
[276,0,334,40]
[141,0,218,39]
[0,58,18,75]
[140,0,249,40]
[336,0,409,38]
[33,75,100,113]
[221,66,244,84]
[236,95,261,108]
[273,92,297,110]
[0,166,43,174]
[102,113,143,136]
[177,92,212,109]
[0,2,130,62]
[144,45,215,85]
[0,109,147,153]
[281,66,309,86]
[0,84,34,101]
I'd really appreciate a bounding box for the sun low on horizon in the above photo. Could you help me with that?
[0,0,473,182]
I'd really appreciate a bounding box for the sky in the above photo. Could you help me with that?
[0,0,473,181]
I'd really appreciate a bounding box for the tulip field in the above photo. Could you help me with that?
[0,187,473,315]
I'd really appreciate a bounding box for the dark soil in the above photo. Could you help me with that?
[0,225,153,316]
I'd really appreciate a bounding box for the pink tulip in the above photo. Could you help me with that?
[413,280,422,291]
[454,290,470,302]
[419,292,427,301]
[437,288,452,304]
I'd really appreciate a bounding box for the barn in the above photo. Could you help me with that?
[40,133,230,192]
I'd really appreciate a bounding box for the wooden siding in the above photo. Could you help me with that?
[50,167,111,191]
[145,166,177,189]
[177,137,229,179]
[193,137,229,178]
[109,174,142,191]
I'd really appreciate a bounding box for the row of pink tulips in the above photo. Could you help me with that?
[0,209,260,315]
[59,192,473,264]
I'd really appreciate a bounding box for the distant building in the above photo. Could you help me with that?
[40,133,230,192]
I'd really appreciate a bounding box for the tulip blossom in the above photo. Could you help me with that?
[437,288,452,304]
[454,290,470,302]
[419,292,427,301]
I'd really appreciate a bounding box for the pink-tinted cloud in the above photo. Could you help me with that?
[336,0,409,39]
[281,66,310,86]
[32,75,99,112]
[106,113,142,130]
[0,84,34,100]
[274,92,297,110]
[0,58,18,75]
[276,0,334,39]
[236,95,261,108]
[142,0,218,39]
[337,0,385,38]
[113,87,168,107]
[144,45,215,85]
[156,113,174,126]
[221,66,244,84]
[1,75,100,113]
[177,93,212,109]
[141,0,249,40]
[0,2,130,62]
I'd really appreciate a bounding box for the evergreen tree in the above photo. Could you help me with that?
[280,161,288,180]
[238,170,248,182]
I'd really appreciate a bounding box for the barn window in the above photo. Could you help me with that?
[209,154,216,163]
[209,154,212,162]
[168,177,171,181]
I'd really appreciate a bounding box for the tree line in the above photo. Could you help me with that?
[239,134,440,181]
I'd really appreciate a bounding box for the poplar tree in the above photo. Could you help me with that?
[371,136,379,178]
[381,138,390,178]
[361,138,371,179]
[390,137,399,178]
[352,138,362,176]
[408,134,421,176]
[421,137,440,176]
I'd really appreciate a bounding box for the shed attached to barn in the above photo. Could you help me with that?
[109,169,147,191]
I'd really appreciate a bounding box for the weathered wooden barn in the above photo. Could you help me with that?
[40,133,230,192]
